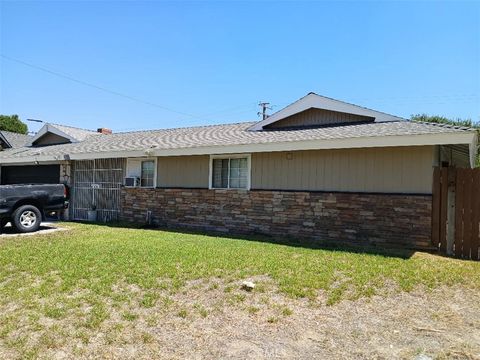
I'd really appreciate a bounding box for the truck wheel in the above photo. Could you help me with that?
[13,205,42,233]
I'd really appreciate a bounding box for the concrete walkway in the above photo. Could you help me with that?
[0,222,67,237]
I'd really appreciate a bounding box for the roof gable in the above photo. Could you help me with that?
[50,124,99,141]
[263,108,375,130]
[0,132,12,149]
[248,93,406,131]
[28,123,98,146]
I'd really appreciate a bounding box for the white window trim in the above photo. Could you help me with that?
[209,154,251,190]
[125,157,157,188]
[140,159,157,188]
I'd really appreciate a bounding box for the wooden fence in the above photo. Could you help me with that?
[432,167,480,260]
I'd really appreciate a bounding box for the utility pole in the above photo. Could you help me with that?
[257,102,272,120]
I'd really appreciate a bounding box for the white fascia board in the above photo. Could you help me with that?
[1,132,476,165]
[27,124,78,146]
[248,93,405,131]
[0,150,160,164]
[153,132,474,157]
[0,159,68,166]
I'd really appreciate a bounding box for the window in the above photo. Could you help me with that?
[211,155,250,189]
[141,160,155,187]
[125,158,157,187]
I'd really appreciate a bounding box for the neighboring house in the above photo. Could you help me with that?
[0,93,477,249]
[0,131,35,183]
[0,131,32,150]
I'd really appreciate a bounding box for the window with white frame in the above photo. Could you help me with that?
[125,158,157,187]
[141,160,155,187]
[211,155,250,189]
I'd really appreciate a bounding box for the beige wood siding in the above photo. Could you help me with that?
[154,147,435,193]
[251,146,435,193]
[157,155,209,188]
[264,108,374,129]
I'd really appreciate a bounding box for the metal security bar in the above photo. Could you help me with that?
[71,158,126,221]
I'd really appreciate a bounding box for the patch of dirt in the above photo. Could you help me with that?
[1,279,479,359]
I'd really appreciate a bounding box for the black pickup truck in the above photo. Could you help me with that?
[0,184,68,233]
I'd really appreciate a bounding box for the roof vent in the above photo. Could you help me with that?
[97,128,112,135]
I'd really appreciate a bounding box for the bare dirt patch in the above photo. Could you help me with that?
[1,278,479,359]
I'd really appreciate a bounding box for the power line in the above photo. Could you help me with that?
[272,94,479,109]
[0,54,207,120]
[1,54,262,123]
[199,102,258,118]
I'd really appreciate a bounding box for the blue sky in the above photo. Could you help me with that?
[1,1,479,134]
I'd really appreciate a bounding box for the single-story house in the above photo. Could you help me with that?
[0,93,477,249]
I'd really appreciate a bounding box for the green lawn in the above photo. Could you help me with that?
[1,223,480,302]
[1,223,479,357]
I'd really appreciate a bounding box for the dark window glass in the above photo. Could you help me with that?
[212,157,248,189]
[141,160,154,187]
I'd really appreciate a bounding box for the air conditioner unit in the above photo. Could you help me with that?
[124,177,140,187]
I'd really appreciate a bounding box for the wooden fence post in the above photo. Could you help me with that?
[431,167,441,249]
[439,168,449,254]
[446,167,456,255]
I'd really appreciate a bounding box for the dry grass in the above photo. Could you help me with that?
[0,223,479,359]
[2,279,479,359]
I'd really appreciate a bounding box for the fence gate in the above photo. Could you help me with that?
[432,166,480,260]
[71,158,125,222]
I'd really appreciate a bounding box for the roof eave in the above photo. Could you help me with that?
[1,131,475,164]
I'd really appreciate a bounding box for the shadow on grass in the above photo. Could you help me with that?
[77,220,418,260]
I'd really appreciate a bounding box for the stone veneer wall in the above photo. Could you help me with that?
[120,188,433,249]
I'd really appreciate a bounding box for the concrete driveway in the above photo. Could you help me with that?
[0,222,66,237]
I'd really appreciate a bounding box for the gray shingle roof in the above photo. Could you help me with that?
[0,131,33,148]
[47,123,99,142]
[0,120,475,162]
[28,123,100,146]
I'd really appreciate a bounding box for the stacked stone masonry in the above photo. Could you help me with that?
[121,188,432,249]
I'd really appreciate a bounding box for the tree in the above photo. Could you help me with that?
[0,115,28,134]
[410,114,479,129]
[411,114,479,167]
